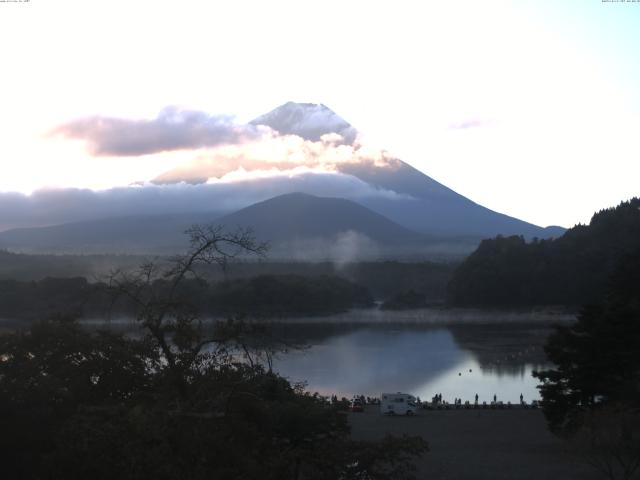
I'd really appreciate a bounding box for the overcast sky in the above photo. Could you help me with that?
[0,0,638,228]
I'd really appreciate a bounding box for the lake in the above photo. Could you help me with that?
[71,308,572,404]
[265,320,560,404]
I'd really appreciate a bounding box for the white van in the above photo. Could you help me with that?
[380,393,418,415]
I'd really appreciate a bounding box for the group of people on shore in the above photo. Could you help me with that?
[332,392,535,409]
[330,394,381,405]
[427,392,530,408]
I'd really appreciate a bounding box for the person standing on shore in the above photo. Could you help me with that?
[493,394,497,403]
[475,393,478,404]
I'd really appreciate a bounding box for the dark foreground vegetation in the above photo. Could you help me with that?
[448,198,640,307]
[0,226,427,479]
[0,319,427,479]
[534,249,640,479]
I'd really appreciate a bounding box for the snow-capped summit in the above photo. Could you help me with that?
[251,101,357,143]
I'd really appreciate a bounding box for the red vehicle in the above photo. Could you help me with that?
[350,399,364,412]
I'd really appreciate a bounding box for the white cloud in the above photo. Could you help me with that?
[51,107,264,156]
[0,172,409,232]
[153,132,402,184]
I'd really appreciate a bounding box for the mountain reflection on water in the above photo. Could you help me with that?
[269,323,553,403]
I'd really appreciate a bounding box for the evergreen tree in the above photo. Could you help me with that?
[533,249,640,435]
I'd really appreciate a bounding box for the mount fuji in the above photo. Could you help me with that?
[154,102,564,239]
[250,102,358,144]
[0,102,564,257]
[243,102,562,238]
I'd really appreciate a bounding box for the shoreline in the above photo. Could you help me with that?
[257,307,577,325]
[1,307,578,329]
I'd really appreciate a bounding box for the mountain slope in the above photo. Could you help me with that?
[217,192,425,245]
[250,102,564,238]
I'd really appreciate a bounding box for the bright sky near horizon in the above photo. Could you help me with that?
[0,0,638,228]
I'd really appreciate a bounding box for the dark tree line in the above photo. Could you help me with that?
[380,290,431,310]
[0,249,456,304]
[0,274,373,321]
[0,276,98,320]
[211,274,373,317]
[0,249,146,281]
[448,198,640,307]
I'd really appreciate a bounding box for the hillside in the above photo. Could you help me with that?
[447,198,640,307]
[217,192,425,245]
[0,193,440,258]
[216,192,443,260]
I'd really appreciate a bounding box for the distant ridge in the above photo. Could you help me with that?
[217,192,425,245]
[0,212,223,254]
[0,193,432,257]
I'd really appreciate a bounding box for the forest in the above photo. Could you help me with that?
[447,198,640,307]
[0,253,457,321]
[0,252,454,301]
[0,274,375,322]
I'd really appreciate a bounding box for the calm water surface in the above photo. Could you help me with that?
[73,309,567,403]
[269,322,553,403]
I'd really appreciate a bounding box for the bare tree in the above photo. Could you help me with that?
[107,225,267,396]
